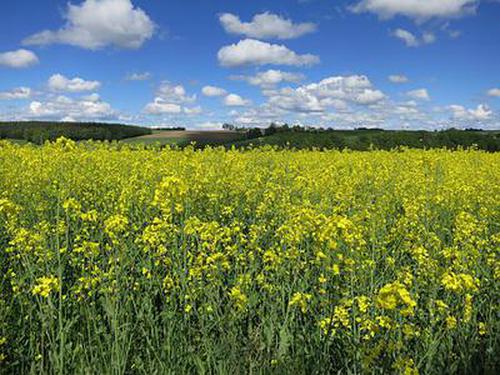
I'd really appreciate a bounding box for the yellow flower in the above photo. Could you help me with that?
[141,267,152,279]
[289,292,312,314]
[229,286,248,311]
[377,281,416,316]
[478,322,487,336]
[32,276,60,298]
[331,264,340,276]
[435,299,448,313]
[356,296,370,314]
[441,272,479,293]
[104,214,129,239]
[446,316,457,330]
[393,358,419,375]
[376,316,392,330]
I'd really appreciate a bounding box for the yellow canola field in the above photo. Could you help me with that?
[0,138,499,374]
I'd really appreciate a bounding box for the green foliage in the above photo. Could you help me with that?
[0,121,152,144]
[237,128,500,151]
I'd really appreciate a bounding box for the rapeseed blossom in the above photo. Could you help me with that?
[32,276,60,298]
[0,139,498,373]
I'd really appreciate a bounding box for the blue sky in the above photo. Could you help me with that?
[0,0,499,129]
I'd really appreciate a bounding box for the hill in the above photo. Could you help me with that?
[122,130,245,146]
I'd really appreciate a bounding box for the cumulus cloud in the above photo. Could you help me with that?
[265,75,385,113]
[224,94,251,106]
[351,0,478,21]
[28,94,115,120]
[219,12,317,40]
[233,69,305,88]
[155,82,196,104]
[23,0,155,50]
[231,104,289,127]
[202,85,227,97]
[449,104,492,121]
[0,87,32,100]
[48,74,101,92]
[144,99,182,114]
[407,88,430,100]
[125,72,151,81]
[487,88,500,97]
[388,74,409,83]
[392,29,435,47]
[144,82,197,115]
[0,49,39,68]
[392,100,419,115]
[217,39,319,67]
[228,76,457,129]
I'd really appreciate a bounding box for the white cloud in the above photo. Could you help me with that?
[195,121,224,130]
[356,89,387,104]
[392,100,419,115]
[0,87,32,100]
[422,32,436,44]
[202,85,227,97]
[231,104,289,127]
[468,104,492,121]
[217,39,319,67]
[155,82,196,104]
[229,76,460,130]
[234,69,305,88]
[388,74,409,83]
[265,75,385,113]
[392,28,435,47]
[0,49,39,68]
[219,12,317,40]
[449,104,492,121]
[407,88,430,100]
[28,94,115,120]
[267,87,324,112]
[351,0,478,21]
[23,0,155,50]
[144,82,196,115]
[224,94,251,107]
[487,88,500,97]
[126,72,151,81]
[184,106,203,115]
[392,29,419,47]
[144,99,182,114]
[48,74,101,92]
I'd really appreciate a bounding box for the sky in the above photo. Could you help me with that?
[0,0,499,130]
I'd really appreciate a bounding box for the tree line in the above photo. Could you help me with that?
[0,121,152,144]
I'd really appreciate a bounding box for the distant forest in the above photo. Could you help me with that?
[0,121,151,144]
[237,124,500,152]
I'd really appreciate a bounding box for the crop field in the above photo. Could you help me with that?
[123,130,245,146]
[0,139,499,374]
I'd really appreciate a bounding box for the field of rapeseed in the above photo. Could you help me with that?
[0,138,498,374]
